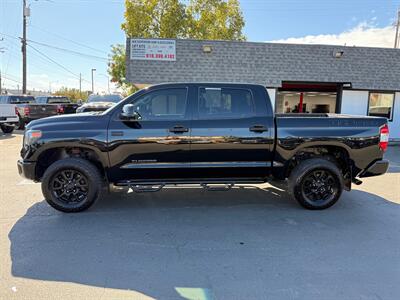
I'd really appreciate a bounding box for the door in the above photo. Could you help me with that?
[190,86,274,180]
[107,87,193,182]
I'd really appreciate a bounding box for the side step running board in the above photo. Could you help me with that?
[200,183,234,191]
[130,184,165,193]
[128,183,236,193]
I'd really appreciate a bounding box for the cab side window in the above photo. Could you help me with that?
[198,87,254,119]
[130,88,188,121]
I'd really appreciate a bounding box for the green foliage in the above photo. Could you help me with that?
[187,0,246,41]
[53,87,88,102]
[108,0,246,94]
[122,0,188,38]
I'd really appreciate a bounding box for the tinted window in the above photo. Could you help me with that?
[198,87,254,119]
[368,92,395,121]
[48,97,70,104]
[9,96,35,103]
[131,88,187,120]
[88,94,122,103]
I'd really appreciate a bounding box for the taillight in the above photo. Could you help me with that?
[57,105,64,114]
[23,106,30,115]
[15,107,19,116]
[379,124,389,151]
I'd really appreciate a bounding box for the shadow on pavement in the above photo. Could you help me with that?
[0,130,23,140]
[386,145,400,173]
[9,187,400,299]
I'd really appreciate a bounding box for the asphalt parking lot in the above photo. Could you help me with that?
[1,131,399,300]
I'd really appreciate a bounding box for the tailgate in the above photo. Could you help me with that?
[0,104,17,118]
[28,104,58,118]
[63,103,79,114]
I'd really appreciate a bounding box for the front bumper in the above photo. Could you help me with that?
[17,159,37,181]
[359,160,389,178]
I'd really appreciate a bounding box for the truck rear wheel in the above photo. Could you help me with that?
[1,124,15,134]
[42,158,103,213]
[288,158,343,210]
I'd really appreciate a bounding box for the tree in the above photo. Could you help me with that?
[187,0,245,41]
[53,87,88,102]
[122,0,188,38]
[108,0,246,91]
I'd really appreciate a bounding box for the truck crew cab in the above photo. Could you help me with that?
[18,83,390,212]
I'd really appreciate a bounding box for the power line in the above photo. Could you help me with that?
[27,44,81,80]
[29,24,109,55]
[27,39,108,61]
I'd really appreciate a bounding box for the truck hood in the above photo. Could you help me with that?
[26,112,108,131]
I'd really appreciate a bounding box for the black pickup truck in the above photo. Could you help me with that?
[17,83,389,212]
[35,96,80,114]
[0,95,58,129]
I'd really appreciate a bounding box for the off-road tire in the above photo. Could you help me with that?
[288,158,344,210]
[42,158,103,213]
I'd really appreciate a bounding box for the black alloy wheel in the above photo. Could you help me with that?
[301,169,339,206]
[50,169,89,205]
[42,158,102,212]
[289,158,344,210]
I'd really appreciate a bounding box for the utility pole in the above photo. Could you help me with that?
[22,0,29,94]
[91,68,96,94]
[395,8,400,49]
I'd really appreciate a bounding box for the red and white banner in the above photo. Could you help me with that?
[130,39,176,61]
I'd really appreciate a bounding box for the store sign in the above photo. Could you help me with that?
[130,39,176,61]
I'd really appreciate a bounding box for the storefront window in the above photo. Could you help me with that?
[276,92,337,114]
[368,93,395,121]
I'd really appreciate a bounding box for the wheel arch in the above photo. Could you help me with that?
[279,144,353,190]
[35,145,108,181]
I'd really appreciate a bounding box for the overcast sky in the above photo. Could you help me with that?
[0,0,399,93]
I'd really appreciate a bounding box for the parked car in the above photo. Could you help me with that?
[0,101,19,134]
[75,94,122,113]
[18,83,389,213]
[0,95,58,129]
[35,96,80,114]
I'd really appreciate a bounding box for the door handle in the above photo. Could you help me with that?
[250,125,268,133]
[169,126,189,133]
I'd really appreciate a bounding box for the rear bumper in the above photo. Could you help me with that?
[17,159,37,181]
[359,160,389,178]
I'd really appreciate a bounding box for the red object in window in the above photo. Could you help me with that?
[23,106,30,116]
[57,105,64,114]
[298,93,304,113]
[379,124,389,151]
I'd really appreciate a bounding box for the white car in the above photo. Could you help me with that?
[0,102,19,134]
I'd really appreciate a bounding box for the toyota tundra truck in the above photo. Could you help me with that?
[17,83,390,212]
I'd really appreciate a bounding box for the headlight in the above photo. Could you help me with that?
[24,130,42,146]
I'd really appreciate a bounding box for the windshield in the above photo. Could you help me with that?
[9,96,35,104]
[47,97,70,104]
[88,94,122,103]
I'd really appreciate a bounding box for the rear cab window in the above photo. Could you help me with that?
[197,87,255,119]
[9,96,35,104]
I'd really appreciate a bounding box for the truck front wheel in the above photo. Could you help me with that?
[42,158,103,213]
[288,158,344,210]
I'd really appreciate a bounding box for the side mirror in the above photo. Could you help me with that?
[120,104,142,121]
